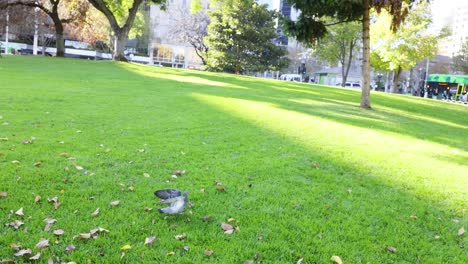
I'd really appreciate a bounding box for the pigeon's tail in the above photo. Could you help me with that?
[157,208,165,214]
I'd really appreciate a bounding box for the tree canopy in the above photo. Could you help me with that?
[205,0,288,74]
[284,0,422,108]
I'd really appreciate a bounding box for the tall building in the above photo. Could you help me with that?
[435,2,468,57]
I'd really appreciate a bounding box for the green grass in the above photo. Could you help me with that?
[0,56,467,263]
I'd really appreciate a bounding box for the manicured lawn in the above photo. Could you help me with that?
[0,56,467,263]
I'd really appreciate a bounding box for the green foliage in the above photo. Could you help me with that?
[452,39,468,74]
[205,0,288,73]
[370,2,440,72]
[1,56,467,263]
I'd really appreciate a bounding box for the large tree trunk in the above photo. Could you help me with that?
[113,29,129,62]
[392,66,402,93]
[342,40,355,87]
[360,0,371,109]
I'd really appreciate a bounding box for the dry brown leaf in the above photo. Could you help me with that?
[202,215,213,222]
[97,227,109,233]
[410,215,418,219]
[297,257,304,264]
[175,233,186,240]
[458,227,465,236]
[14,249,32,256]
[144,207,152,212]
[216,186,226,192]
[44,218,57,224]
[36,239,49,249]
[331,256,343,264]
[34,162,42,167]
[221,223,234,232]
[65,245,75,253]
[91,208,100,217]
[109,200,120,207]
[79,233,91,239]
[53,202,61,210]
[29,252,41,260]
[387,246,397,253]
[35,195,41,203]
[128,186,135,191]
[47,196,58,204]
[144,236,156,245]
[1,259,15,264]
[10,243,21,251]
[0,192,7,198]
[204,250,214,256]
[15,207,24,216]
[44,223,52,232]
[171,170,186,176]
[313,161,319,169]
[9,220,24,229]
[54,229,65,236]
[166,252,175,256]
[60,152,69,157]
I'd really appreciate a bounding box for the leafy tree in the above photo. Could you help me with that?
[87,0,166,61]
[205,0,288,74]
[1,0,90,57]
[370,1,443,93]
[314,22,361,87]
[284,0,420,109]
[452,39,468,74]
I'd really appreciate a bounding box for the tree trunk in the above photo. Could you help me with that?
[114,29,128,62]
[392,66,402,93]
[360,0,371,109]
[342,40,355,87]
[51,14,65,57]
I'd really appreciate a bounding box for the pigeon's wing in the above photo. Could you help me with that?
[154,189,181,199]
[158,196,183,205]
[158,198,186,214]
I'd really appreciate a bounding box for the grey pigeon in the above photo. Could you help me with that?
[154,189,189,214]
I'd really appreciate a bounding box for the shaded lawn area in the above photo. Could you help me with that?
[0,56,467,263]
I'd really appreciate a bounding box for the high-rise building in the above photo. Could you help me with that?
[435,2,468,57]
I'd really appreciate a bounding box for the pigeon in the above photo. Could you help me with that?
[154,189,189,214]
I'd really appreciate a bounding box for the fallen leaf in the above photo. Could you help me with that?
[245,261,254,264]
[44,218,57,224]
[15,207,24,216]
[313,161,319,169]
[109,200,120,207]
[144,236,156,245]
[0,137,8,141]
[175,233,186,240]
[202,215,213,222]
[434,235,441,239]
[0,192,7,198]
[204,250,214,256]
[79,233,91,239]
[65,245,75,253]
[47,196,58,204]
[22,139,33,144]
[10,243,21,251]
[35,195,41,203]
[121,252,125,259]
[410,215,418,219]
[11,160,20,164]
[9,220,24,229]
[54,229,65,236]
[75,166,84,171]
[171,170,186,176]
[221,223,234,232]
[44,223,52,232]
[144,207,152,212]
[1,259,14,264]
[183,246,190,251]
[53,202,61,209]
[297,257,304,264]
[128,186,135,191]
[330,255,343,264]
[166,252,175,256]
[224,229,234,234]
[29,253,41,260]
[14,249,32,256]
[215,180,223,186]
[34,162,42,167]
[227,218,236,222]
[60,152,69,157]
[91,208,100,217]
[36,238,49,249]
[216,186,225,192]
[121,245,131,251]
[97,227,109,233]
[347,189,352,194]
[143,173,150,178]
[458,227,465,236]
[387,246,397,253]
